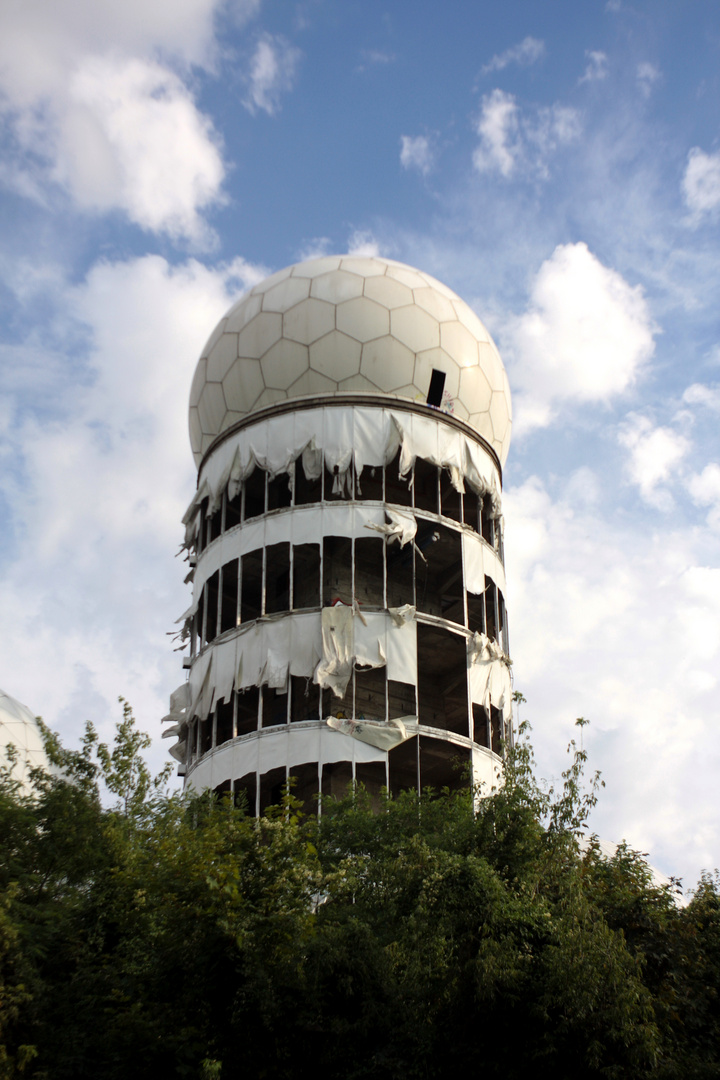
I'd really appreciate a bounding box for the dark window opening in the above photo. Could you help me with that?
[355,762,387,809]
[388,736,419,797]
[291,675,320,723]
[417,624,469,738]
[467,591,485,635]
[323,536,352,606]
[498,589,507,653]
[491,705,503,756]
[214,778,231,799]
[261,685,288,727]
[354,537,384,607]
[321,761,353,800]
[415,522,464,625]
[388,680,416,720]
[295,462,322,505]
[204,571,219,645]
[194,592,204,656]
[386,541,414,608]
[481,496,495,547]
[234,772,256,815]
[354,666,386,721]
[240,550,263,623]
[197,499,208,554]
[187,719,197,762]
[440,470,462,523]
[216,697,234,746]
[485,577,498,643]
[292,543,320,609]
[265,542,290,614]
[289,762,319,817]
[225,489,242,531]
[385,450,412,507]
[420,736,469,794]
[236,687,259,736]
[200,715,212,755]
[426,368,446,407]
[472,704,489,748]
[463,488,480,533]
[268,472,292,511]
[259,766,286,815]
[209,505,222,543]
[414,459,439,514]
[243,468,265,520]
[322,681,353,722]
[220,559,239,634]
[358,464,383,501]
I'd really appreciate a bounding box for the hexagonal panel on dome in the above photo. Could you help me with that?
[187,254,512,467]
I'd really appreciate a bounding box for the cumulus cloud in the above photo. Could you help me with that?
[481,36,545,75]
[504,475,720,885]
[472,90,580,179]
[683,383,720,412]
[0,251,265,766]
[579,50,608,83]
[506,242,655,432]
[0,0,238,242]
[243,33,300,115]
[617,414,690,509]
[637,62,661,97]
[689,463,720,528]
[347,230,382,257]
[682,147,720,222]
[400,135,434,176]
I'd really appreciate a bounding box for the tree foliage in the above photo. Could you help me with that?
[0,703,718,1079]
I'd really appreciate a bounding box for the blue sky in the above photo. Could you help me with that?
[1,0,719,889]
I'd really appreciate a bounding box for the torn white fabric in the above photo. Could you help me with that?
[468,632,512,712]
[365,507,417,548]
[326,716,418,751]
[387,604,416,626]
[257,649,288,691]
[314,603,355,698]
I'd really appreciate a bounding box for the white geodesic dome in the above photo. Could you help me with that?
[189,256,512,468]
[0,689,54,795]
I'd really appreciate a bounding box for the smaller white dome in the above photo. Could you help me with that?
[0,689,55,795]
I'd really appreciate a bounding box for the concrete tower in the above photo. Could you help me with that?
[164,256,513,812]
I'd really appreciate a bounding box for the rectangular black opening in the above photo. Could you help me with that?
[197,498,208,554]
[485,577,498,642]
[292,543,321,608]
[322,681,353,722]
[358,464,383,501]
[354,537,384,607]
[355,762,386,809]
[491,705,503,756]
[467,591,485,635]
[463,488,480,533]
[243,468,265,520]
[354,666,386,721]
[388,736,419,797]
[194,592,204,655]
[481,496,495,547]
[472,703,489,747]
[265,542,290,614]
[200,715,212,754]
[321,761,353,800]
[268,472,292,511]
[385,450,412,507]
[225,489,242,531]
[204,571,219,644]
[426,368,446,407]
[236,687,259,736]
[216,697,234,746]
[209,506,222,543]
[440,470,462,523]
[289,762,319,816]
[220,559,239,634]
[259,766,286,815]
[261,685,288,727]
[420,736,469,794]
[386,540,414,608]
[323,536,352,606]
[295,462,322,505]
[388,680,415,720]
[234,772,256,815]
[240,550,263,623]
[414,458,439,514]
[291,675,320,722]
[417,624,469,738]
[415,522,464,624]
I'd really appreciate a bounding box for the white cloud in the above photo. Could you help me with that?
[481,36,545,75]
[0,251,265,767]
[504,475,720,886]
[400,135,434,176]
[579,50,608,83]
[356,49,396,72]
[683,383,720,412]
[505,242,656,433]
[683,147,720,221]
[243,33,300,115]
[472,90,580,179]
[0,0,239,242]
[689,463,720,528]
[637,62,660,97]
[347,230,382,257]
[617,414,690,509]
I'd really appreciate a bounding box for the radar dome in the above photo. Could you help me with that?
[189,255,512,467]
[0,689,55,795]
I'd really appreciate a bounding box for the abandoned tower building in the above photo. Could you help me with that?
[163,255,513,812]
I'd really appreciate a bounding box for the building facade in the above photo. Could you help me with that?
[164,255,513,812]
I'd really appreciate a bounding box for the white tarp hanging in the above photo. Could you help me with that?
[326,716,418,751]
[468,632,512,712]
[314,603,355,697]
[365,507,417,548]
